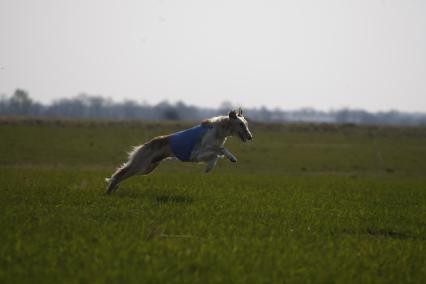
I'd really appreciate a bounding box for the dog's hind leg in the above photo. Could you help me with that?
[105,164,135,194]
[106,160,156,194]
[105,136,172,194]
[105,145,147,194]
[141,162,160,175]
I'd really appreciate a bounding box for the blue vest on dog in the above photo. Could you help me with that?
[170,125,211,161]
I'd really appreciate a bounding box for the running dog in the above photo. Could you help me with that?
[105,109,253,194]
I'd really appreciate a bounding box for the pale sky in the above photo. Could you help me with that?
[0,0,425,111]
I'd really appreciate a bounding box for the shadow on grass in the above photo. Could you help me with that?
[365,228,413,239]
[343,228,415,240]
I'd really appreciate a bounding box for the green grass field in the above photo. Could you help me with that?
[1,119,426,283]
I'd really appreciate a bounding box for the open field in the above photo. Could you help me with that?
[1,118,426,283]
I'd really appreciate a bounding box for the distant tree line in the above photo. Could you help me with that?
[1,89,426,126]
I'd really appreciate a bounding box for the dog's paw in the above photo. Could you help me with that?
[230,157,237,163]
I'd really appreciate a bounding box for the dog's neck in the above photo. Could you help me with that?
[202,116,234,139]
[219,117,235,138]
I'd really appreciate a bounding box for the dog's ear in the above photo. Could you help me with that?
[238,108,243,116]
[229,110,237,119]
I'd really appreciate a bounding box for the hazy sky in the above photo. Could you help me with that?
[1,0,425,111]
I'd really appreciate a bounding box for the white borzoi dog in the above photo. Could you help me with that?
[105,109,253,194]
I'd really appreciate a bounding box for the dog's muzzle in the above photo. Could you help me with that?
[239,132,253,142]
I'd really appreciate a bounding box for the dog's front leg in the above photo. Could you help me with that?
[221,147,237,163]
[205,157,218,173]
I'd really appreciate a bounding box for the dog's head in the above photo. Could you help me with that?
[228,108,253,142]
